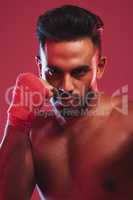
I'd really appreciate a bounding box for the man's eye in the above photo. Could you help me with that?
[47,68,62,76]
[72,68,91,78]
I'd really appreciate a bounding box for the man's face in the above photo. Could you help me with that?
[39,38,104,112]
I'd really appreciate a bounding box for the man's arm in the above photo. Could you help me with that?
[0,124,36,200]
[0,72,53,200]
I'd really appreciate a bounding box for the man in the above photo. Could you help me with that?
[0,4,133,200]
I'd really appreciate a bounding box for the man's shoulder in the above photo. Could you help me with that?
[122,100,133,130]
[105,95,133,131]
[98,94,133,125]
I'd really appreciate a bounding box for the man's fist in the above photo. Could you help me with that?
[7,72,53,127]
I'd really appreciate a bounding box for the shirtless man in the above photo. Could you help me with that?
[0,5,133,200]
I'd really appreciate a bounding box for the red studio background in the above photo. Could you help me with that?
[0,0,132,199]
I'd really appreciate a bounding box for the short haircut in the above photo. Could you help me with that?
[36,5,104,53]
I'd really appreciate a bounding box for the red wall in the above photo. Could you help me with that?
[0,0,132,199]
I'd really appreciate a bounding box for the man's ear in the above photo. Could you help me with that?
[35,55,42,77]
[96,56,107,79]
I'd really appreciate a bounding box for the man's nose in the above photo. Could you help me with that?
[61,73,74,93]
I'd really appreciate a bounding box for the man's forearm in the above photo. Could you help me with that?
[0,125,36,200]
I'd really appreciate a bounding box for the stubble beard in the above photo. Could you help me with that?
[53,88,99,118]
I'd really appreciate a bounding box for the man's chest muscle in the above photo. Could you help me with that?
[31,118,133,199]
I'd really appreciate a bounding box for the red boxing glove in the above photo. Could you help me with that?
[7,72,53,127]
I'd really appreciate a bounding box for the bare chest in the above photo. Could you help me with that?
[31,118,133,199]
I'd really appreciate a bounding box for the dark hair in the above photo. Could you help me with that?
[36,5,104,51]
